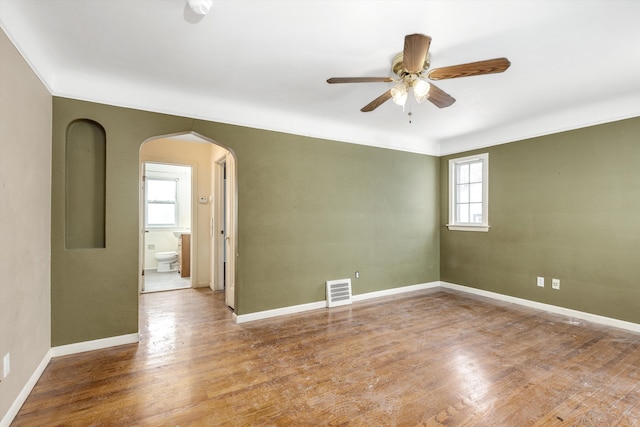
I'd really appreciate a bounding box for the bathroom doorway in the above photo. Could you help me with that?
[141,162,192,293]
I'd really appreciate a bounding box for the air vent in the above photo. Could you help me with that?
[326,278,352,308]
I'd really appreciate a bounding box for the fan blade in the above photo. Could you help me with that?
[427,83,455,108]
[428,57,511,80]
[327,77,394,84]
[403,34,431,74]
[361,90,392,112]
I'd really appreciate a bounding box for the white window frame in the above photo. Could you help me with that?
[145,178,179,228]
[447,153,489,232]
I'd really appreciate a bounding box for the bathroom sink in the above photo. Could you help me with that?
[172,230,191,238]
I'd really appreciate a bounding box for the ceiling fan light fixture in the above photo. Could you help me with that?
[391,82,408,107]
[413,79,431,103]
[187,0,213,15]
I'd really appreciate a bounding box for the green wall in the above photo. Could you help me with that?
[440,117,640,324]
[52,97,440,345]
[52,99,194,345]
[53,96,640,347]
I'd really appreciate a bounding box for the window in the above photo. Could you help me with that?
[448,153,489,232]
[146,178,178,227]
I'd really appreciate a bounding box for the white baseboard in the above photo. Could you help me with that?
[235,280,640,333]
[0,349,52,427]
[440,281,640,333]
[234,301,327,324]
[50,333,140,358]
[352,281,440,302]
[234,281,440,324]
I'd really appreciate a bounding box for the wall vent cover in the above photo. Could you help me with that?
[326,278,352,308]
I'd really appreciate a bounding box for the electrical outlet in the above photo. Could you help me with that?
[537,277,545,288]
[3,353,10,378]
[552,278,560,290]
[355,271,359,279]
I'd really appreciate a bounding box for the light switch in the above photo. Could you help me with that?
[3,353,9,378]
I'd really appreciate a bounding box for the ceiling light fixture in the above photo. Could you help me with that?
[187,0,213,15]
[413,79,431,103]
[390,82,408,108]
[390,76,431,110]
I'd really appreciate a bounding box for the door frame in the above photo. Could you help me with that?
[212,158,225,291]
[221,155,237,309]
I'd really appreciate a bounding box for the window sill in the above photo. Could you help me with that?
[446,224,490,232]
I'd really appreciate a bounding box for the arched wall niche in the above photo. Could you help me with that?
[65,118,107,249]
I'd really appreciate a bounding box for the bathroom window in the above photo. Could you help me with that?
[146,178,178,227]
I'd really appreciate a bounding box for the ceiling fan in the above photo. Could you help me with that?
[327,33,511,112]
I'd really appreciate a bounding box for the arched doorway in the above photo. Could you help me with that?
[138,131,238,309]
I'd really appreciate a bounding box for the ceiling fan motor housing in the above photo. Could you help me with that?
[392,52,430,77]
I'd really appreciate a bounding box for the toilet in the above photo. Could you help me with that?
[154,251,178,272]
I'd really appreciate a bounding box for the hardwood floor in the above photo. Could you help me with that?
[12,288,640,426]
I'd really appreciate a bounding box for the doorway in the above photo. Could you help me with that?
[138,132,237,309]
[141,162,192,293]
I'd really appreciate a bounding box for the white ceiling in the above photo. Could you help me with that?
[2,0,640,155]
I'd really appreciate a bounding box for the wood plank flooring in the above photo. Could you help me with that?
[12,288,640,426]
